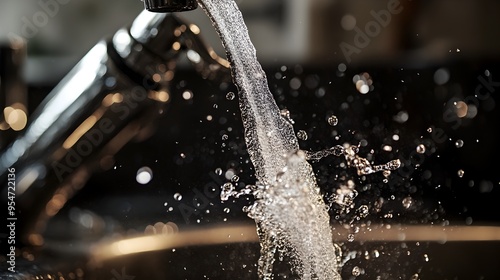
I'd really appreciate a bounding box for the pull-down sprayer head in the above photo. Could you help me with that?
[143,0,198,12]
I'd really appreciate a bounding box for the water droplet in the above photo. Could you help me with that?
[226,91,235,100]
[358,205,369,218]
[215,168,223,176]
[410,274,419,280]
[455,139,464,148]
[338,63,347,72]
[402,197,413,209]
[327,115,338,126]
[280,109,295,125]
[182,90,193,100]
[224,207,231,213]
[222,134,229,141]
[289,77,302,90]
[231,175,240,183]
[297,130,308,140]
[382,170,391,178]
[434,68,450,85]
[372,250,380,258]
[423,254,429,262]
[354,73,373,94]
[225,169,236,180]
[347,233,355,242]
[393,111,409,123]
[136,166,153,185]
[382,145,392,152]
[458,169,465,178]
[174,193,183,201]
[352,266,361,276]
[416,144,426,154]
[163,202,168,206]
[427,127,433,133]
[388,159,401,169]
[221,182,235,201]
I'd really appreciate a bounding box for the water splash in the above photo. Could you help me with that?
[306,144,401,176]
[198,0,340,278]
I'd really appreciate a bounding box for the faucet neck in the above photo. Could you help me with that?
[113,11,230,86]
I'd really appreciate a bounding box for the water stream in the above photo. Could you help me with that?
[198,1,398,279]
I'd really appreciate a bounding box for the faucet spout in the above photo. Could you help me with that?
[143,0,198,12]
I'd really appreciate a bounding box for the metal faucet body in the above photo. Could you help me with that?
[0,10,229,248]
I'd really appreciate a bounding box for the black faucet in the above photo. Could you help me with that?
[143,0,198,12]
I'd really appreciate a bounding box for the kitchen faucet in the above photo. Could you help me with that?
[0,1,229,251]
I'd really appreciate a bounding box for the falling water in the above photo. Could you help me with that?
[197,0,402,279]
[197,0,340,278]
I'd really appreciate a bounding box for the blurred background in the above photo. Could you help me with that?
[1,0,500,82]
[1,0,500,279]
